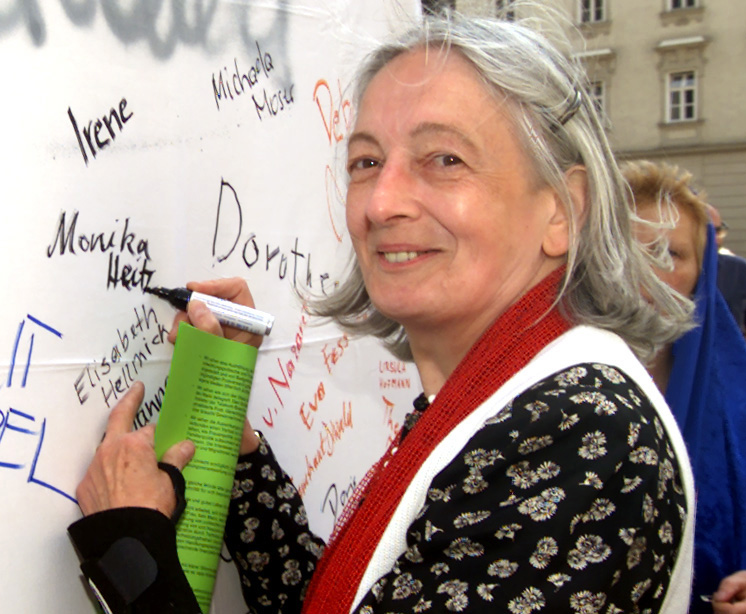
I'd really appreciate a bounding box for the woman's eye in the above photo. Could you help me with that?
[348,158,379,173]
[434,153,464,167]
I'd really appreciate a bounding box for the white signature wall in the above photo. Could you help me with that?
[0,1,422,611]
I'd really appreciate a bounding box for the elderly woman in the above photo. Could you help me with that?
[624,160,746,613]
[70,13,696,614]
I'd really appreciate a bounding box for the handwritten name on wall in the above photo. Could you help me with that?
[212,42,294,121]
[1,304,170,508]
[259,307,358,497]
[379,360,412,390]
[321,474,358,525]
[73,304,169,419]
[297,400,353,498]
[46,210,155,291]
[299,334,349,430]
[212,179,334,292]
[264,309,309,428]
[68,97,133,166]
[313,79,352,146]
[314,77,353,243]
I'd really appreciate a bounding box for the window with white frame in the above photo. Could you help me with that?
[668,71,697,122]
[580,0,605,23]
[670,0,697,9]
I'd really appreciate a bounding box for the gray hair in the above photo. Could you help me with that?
[309,9,693,363]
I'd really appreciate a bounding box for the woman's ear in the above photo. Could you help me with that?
[542,165,588,258]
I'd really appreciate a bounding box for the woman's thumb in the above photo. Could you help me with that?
[161,439,196,470]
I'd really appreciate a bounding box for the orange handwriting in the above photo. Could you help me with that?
[263,309,308,427]
[313,78,352,145]
[322,333,349,375]
[297,401,354,497]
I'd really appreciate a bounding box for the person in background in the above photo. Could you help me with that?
[708,205,735,256]
[707,204,746,335]
[69,11,697,613]
[624,160,746,613]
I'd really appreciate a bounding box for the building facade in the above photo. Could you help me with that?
[423,0,746,255]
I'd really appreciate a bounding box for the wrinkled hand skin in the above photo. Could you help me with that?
[76,381,195,518]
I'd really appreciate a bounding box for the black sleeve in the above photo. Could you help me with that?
[224,435,325,613]
[68,507,202,614]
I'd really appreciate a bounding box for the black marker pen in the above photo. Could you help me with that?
[145,286,275,336]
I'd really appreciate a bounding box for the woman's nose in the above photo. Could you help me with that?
[365,158,422,225]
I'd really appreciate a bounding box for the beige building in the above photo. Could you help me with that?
[436,0,746,255]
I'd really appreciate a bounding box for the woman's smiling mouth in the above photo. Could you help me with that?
[381,251,423,263]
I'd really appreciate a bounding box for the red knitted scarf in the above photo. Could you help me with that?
[302,268,570,613]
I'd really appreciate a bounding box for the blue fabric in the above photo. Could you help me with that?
[717,252,746,334]
[666,224,746,610]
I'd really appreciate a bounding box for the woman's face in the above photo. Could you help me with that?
[345,47,569,339]
[635,201,701,298]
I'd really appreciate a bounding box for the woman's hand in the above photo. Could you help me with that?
[238,419,262,456]
[712,570,746,613]
[76,381,195,518]
[166,278,263,456]
[166,277,264,349]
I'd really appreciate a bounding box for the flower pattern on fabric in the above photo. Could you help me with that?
[224,364,687,613]
[225,438,325,613]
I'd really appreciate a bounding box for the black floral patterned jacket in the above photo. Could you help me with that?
[225,363,688,614]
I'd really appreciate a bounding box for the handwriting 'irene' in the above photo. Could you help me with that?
[68,97,133,166]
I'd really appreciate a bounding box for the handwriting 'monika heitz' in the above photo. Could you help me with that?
[46,210,155,292]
